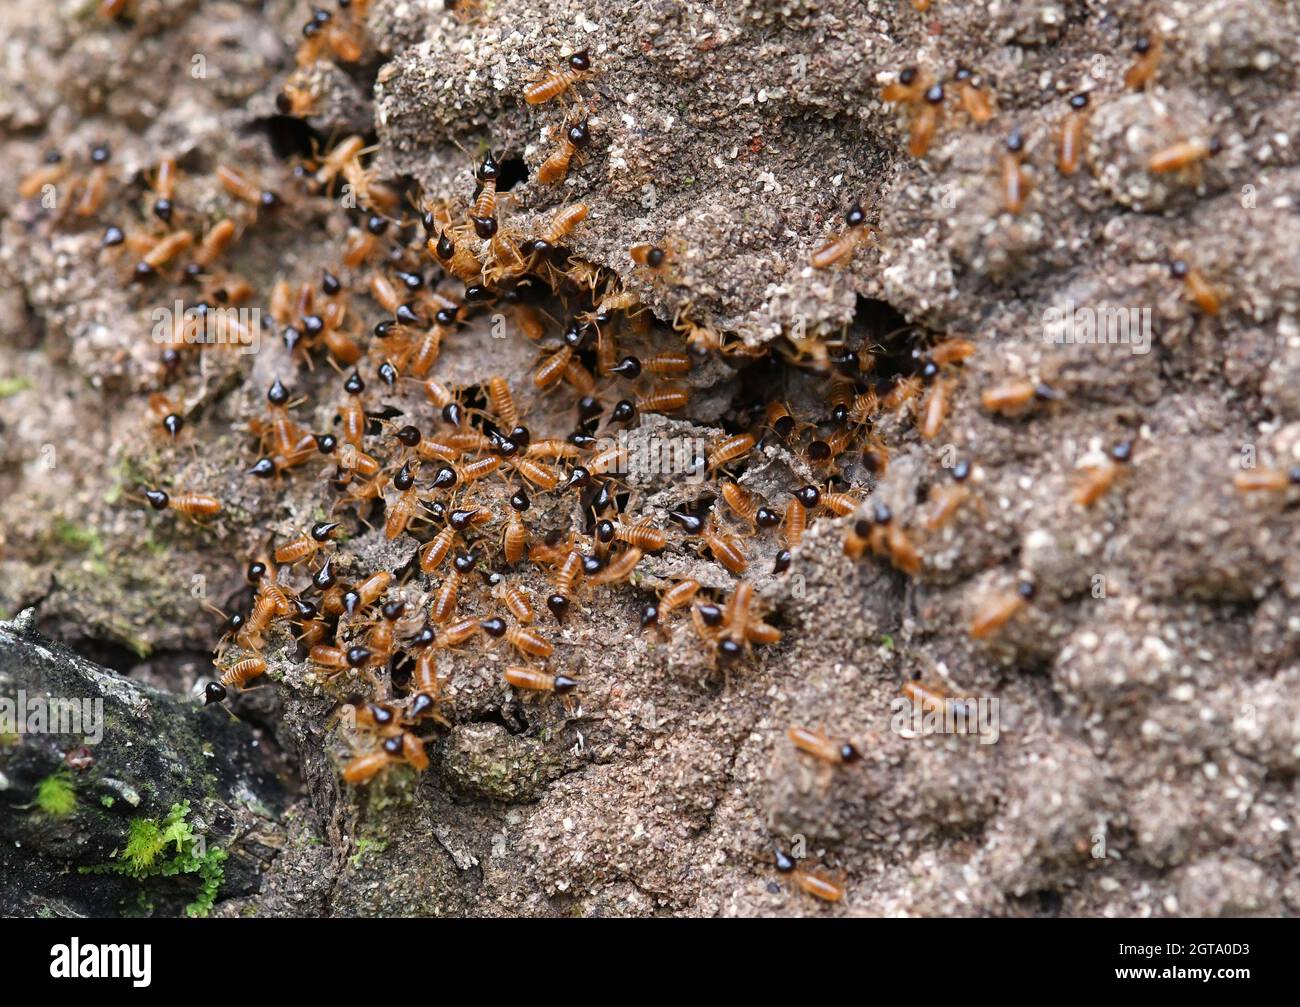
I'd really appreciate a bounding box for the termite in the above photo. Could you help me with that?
[787,726,860,765]
[1071,440,1132,507]
[981,379,1062,416]
[144,488,222,520]
[1001,126,1031,214]
[482,619,555,658]
[640,578,701,629]
[970,580,1036,640]
[275,521,340,565]
[810,205,871,269]
[523,50,593,105]
[908,83,945,157]
[1234,466,1300,493]
[504,667,580,693]
[1124,32,1163,90]
[537,118,592,184]
[1169,259,1220,315]
[919,378,952,440]
[701,519,748,575]
[19,152,70,200]
[707,432,756,473]
[923,460,972,530]
[1149,136,1221,175]
[953,67,994,123]
[1057,93,1090,175]
[774,849,844,902]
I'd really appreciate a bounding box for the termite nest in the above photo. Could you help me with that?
[17,1,1294,907]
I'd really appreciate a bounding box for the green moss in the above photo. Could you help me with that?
[80,800,228,917]
[350,836,388,868]
[36,772,77,816]
[0,377,31,397]
[101,796,115,808]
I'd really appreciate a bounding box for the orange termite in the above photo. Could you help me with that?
[923,460,973,530]
[953,67,994,124]
[275,521,339,565]
[919,378,952,440]
[219,656,267,691]
[707,432,756,473]
[981,379,1062,415]
[343,751,394,785]
[810,205,871,269]
[482,619,555,658]
[523,50,593,105]
[591,546,644,585]
[970,580,1036,640]
[787,726,860,765]
[1169,259,1220,315]
[144,488,222,519]
[19,153,70,200]
[537,118,592,184]
[701,520,747,575]
[783,498,806,549]
[1057,93,1090,175]
[504,667,580,693]
[908,83,945,157]
[881,66,927,106]
[1071,440,1132,507]
[636,386,690,414]
[1124,32,1163,90]
[217,165,281,212]
[774,849,843,902]
[1001,126,1031,214]
[1234,466,1300,493]
[614,519,667,552]
[1149,136,1222,174]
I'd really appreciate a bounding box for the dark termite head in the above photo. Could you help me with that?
[145,489,170,510]
[204,682,228,705]
[568,50,591,72]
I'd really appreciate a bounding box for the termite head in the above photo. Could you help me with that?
[839,742,861,762]
[346,646,371,668]
[203,682,228,705]
[924,83,944,105]
[316,433,338,454]
[718,638,743,662]
[547,594,570,621]
[952,459,971,481]
[90,143,111,165]
[472,215,498,239]
[845,204,866,228]
[102,225,125,247]
[312,521,339,542]
[611,355,642,378]
[553,674,581,694]
[898,66,918,86]
[1111,439,1133,463]
[1006,126,1026,154]
[569,119,592,147]
[612,400,635,423]
[268,377,290,406]
[795,484,821,508]
[568,50,591,72]
[510,487,531,512]
[1016,579,1037,601]
[344,371,365,396]
[640,603,659,628]
[480,617,507,638]
[454,551,478,574]
[145,489,170,510]
[1069,92,1090,111]
[394,461,416,491]
[476,150,499,183]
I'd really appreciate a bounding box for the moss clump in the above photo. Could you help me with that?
[35,772,77,816]
[81,800,228,917]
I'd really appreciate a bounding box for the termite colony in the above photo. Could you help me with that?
[24,7,1270,910]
